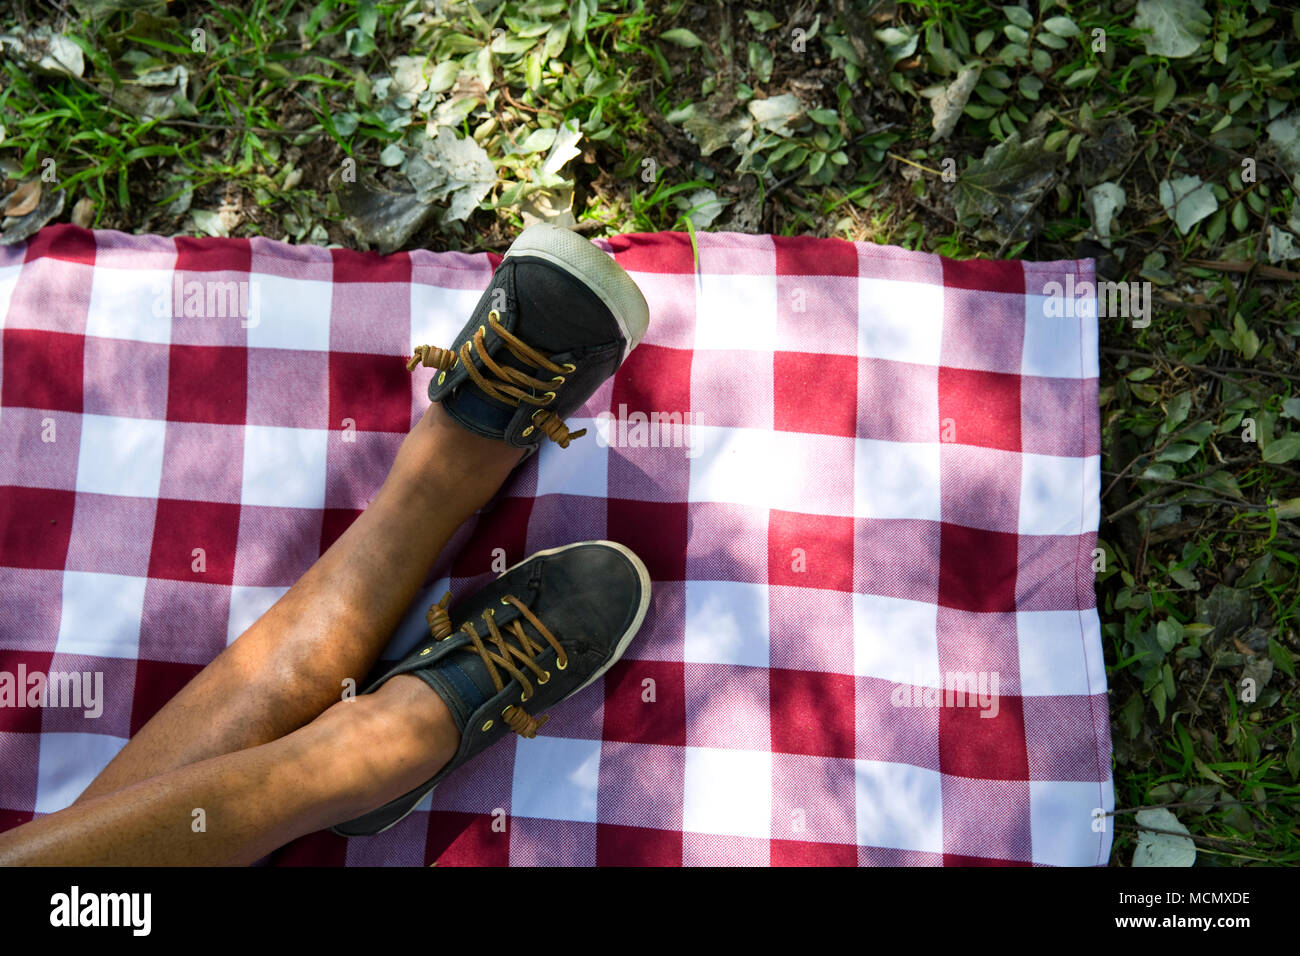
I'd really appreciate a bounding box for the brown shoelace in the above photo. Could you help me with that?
[408,309,586,448]
[422,590,569,738]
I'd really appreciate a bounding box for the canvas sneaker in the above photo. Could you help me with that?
[332,540,651,837]
[409,223,650,455]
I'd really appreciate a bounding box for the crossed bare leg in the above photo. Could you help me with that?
[0,403,522,865]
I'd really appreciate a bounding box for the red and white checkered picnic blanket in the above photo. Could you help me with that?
[0,224,1111,865]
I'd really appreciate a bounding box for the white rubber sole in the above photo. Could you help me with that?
[503,223,650,360]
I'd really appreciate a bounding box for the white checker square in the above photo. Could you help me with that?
[858,277,943,365]
[86,267,173,344]
[241,425,328,508]
[854,760,944,852]
[683,746,771,838]
[75,414,167,498]
[855,438,941,521]
[1018,453,1099,535]
[227,584,289,646]
[852,593,941,686]
[535,420,607,498]
[56,571,147,659]
[1022,294,1100,379]
[35,732,129,813]
[1017,610,1105,697]
[0,261,26,327]
[689,427,851,516]
[411,284,481,352]
[245,274,332,351]
[684,580,769,668]
[510,735,602,823]
[1030,778,1113,866]
[693,274,777,352]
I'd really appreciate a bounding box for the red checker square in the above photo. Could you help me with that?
[0,650,54,732]
[938,366,1021,452]
[247,348,329,429]
[427,811,509,866]
[485,251,503,270]
[602,659,685,746]
[770,751,857,845]
[938,522,1017,613]
[450,496,534,578]
[320,508,364,554]
[1023,695,1109,781]
[941,776,1032,862]
[426,732,515,814]
[40,653,134,738]
[66,492,156,577]
[1020,374,1100,458]
[0,809,35,835]
[855,676,941,769]
[166,345,247,425]
[328,351,411,433]
[768,585,854,675]
[774,234,859,276]
[775,351,856,437]
[939,444,1021,534]
[1016,533,1095,611]
[940,287,1026,375]
[324,430,403,510]
[769,510,854,592]
[0,486,75,571]
[139,578,231,666]
[607,441,691,503]
[24,224,97,264]
[596,824,683,867]
[690,348,771,429]
[508,818,596,866]
[941,255,1025,294]
[329,282,411,356]
[684,662,770,751]
[330,247,411,284]
[607,498,687,581]
[943,852,1031,866]
[597,742,684,830]
[604,231,695,274]
[857,357,939,445]
[685,503,767,584]
[270,830,349,866]
[0,568,63,653]
[173,236,251,273]
[853,518,941,605]
[2,329,83,412]
[130,658,204,736]
[148,498,241,586]
[532,679,605,742]
[938,691,1029,780]
[611,343,692,418]
[233,506,323,587]
[776,275,858,357]
[770,668,855,759]
[772,840,859,866]
[935,606,1022,696]
[0,408,79,491]
[159,421,244,504]
[621,580,684,664]
[83,336,169,420]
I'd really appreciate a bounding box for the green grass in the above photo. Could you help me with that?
[2,0,1298,865]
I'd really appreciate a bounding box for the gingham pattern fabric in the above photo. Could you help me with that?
[0,225,1111,866]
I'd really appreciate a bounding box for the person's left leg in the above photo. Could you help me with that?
[0,674,458,866]
[77,402,521,804]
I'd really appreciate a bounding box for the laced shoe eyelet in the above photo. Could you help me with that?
[487,309,500,322]
[485,608,494,618]
[500,596,510,605]
[561,362,576,373]
[522,425,534,436]
[481,719,494,731]
[556,657,568,671]
[551,375,565,385]
[542,391,556,404]
[538,671,551,685]
[437,370,446,385]
[419,647,432,656]
[520,691,530,702]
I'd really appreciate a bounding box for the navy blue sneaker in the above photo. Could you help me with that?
[332,541,651,837]
[409,224,650,455]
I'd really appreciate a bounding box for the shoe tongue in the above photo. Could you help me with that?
[423,651,498,734]
[442,332,546,435]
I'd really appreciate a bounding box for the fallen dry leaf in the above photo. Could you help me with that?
[4,179,41,218]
